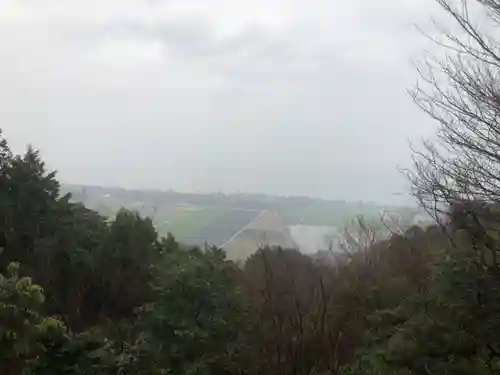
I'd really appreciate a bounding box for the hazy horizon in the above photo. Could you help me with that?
[1,0,443,205]
[63,181,418,207]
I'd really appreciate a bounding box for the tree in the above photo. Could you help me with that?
[0,262,66,375]
[139,246,254,375]
[97,208,160,323]
[401,4,500,371]
[0,130,255,374]
[410,0,500,212]
[0,146,63,269]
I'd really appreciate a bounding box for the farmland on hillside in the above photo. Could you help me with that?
[62,185,429,253]
[155,205,227,242]
[168,208,262,248]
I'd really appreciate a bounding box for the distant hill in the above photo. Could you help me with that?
[62,184,431,259]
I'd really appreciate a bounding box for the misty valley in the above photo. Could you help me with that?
[3,0,500,374]
[62,184,429,260]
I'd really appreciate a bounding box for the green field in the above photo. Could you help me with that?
[155,205,226,239]
[64,185,426,247]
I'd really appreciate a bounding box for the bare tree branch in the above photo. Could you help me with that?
[410,0,500,212]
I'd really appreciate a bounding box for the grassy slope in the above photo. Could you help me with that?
[155,206,225,240]
[63,185,424,246]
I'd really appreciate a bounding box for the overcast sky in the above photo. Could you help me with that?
[0,0,443,204]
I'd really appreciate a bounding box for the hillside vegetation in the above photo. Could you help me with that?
[1,131,500,375]
[63,184,413,227]
[63,184,425,250]
[3,0,500,374]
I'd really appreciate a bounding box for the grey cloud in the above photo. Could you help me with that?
[123,20,302,70]
[0,0,442,204]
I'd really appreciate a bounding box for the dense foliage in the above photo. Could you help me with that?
[4,141,498,375]
[2,125,498,374]
[2,153,500,372]
[0,131,256,374]
[4,1,500,374]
